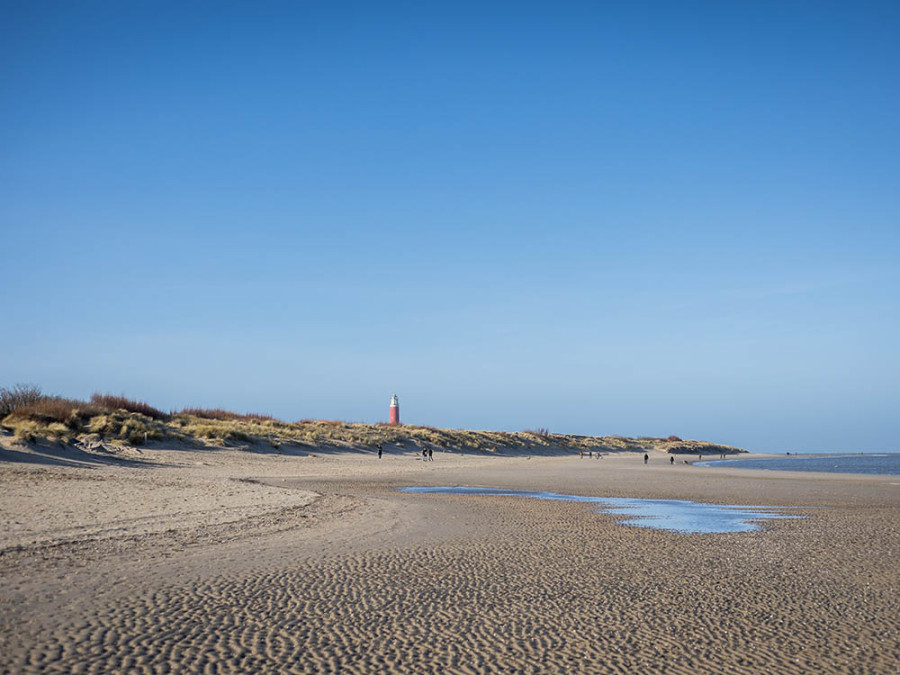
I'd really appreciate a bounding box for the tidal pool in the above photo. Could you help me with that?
[399,486,805,534]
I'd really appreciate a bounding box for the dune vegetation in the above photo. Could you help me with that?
[0,384,744,456]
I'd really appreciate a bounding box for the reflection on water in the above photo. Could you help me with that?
[399,486,805,534]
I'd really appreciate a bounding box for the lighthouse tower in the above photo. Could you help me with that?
[389,394,400,425]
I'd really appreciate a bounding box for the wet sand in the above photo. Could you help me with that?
[1,443,898,673]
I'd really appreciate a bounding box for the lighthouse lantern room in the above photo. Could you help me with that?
[389,395,400,425]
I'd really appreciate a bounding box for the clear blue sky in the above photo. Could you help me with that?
[2,1,898,452]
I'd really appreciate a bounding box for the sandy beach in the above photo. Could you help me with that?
[1,439,898,673]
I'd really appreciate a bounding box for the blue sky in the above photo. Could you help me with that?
[2,1,898,452]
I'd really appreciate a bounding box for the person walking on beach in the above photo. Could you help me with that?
[377,444,382,459]
[670,455,674,465]
[428,447,433,461]
[644,453,649,464]
[422,448,428,461]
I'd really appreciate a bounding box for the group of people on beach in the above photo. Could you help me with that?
[375,443,434,460]
[375,443,434,462]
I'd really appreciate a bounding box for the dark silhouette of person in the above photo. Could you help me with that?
[428,447,433,461]
[643,453,649,464]
[377,444,382,459]
[670,456,674,465]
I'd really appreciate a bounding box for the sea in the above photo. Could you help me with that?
[701,452,900,476]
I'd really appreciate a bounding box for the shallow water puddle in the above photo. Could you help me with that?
[399,487,804,534]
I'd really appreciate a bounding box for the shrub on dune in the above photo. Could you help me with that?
[90,394,169,421]
[0,383,46,417]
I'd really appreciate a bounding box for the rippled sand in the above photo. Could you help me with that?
[1,444,898,673]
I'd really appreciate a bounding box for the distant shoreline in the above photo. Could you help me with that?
[701,451,900,477]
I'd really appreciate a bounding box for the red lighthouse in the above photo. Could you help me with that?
[389,394,400,425]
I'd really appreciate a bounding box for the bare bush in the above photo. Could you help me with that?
[91,394,170,421]
[8,397,104,425]
[0,383,45,417]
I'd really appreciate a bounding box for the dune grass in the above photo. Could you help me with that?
[177,408,275,422]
